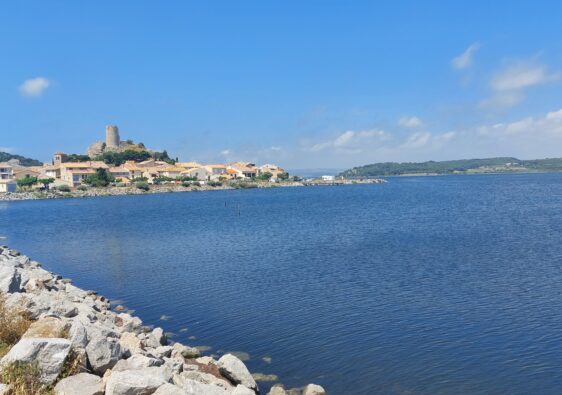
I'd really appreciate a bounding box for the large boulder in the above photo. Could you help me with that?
[120,332,144,356]
[0,263,21,293]
[267,385,288,395]
[303,384,326,395]
[173,371,233,391]
[0,337,71,384]
[53,372,105,395]
[86,335,121,374]
[171,343,200,360]
[153,384,184,395]
[144,328,167,348]
[232,385,255,395]
[112,354,164,372]
[176,378,231,395]
[105,367,171,395]
[22,316,70,339]
[217,354,258,392]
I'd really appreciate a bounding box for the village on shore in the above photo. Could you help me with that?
[0,125,385,198]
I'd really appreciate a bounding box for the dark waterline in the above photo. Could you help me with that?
[2,173,562,394]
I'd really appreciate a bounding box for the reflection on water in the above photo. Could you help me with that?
[2,173,562,394]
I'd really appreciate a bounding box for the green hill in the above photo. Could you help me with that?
[0,152,43,166]
[339,157,562,178]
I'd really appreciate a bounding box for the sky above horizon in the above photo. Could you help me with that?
[2,1,562,170]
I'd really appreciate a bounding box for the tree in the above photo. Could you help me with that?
[278,172,289,181]
[37,178,55,190]
[16,175,37,189]
[257,172,273,181]
[84,168,115,187]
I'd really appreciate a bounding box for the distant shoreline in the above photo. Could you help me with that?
[0,179,386,202]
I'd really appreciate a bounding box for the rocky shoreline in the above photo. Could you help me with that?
[0,246,325,395]
[0,179,385,202]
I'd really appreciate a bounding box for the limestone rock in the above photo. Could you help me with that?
[86,335,121,374]
[171,343,200,359]
[233,385,255,395]
[267,385,288,395]
[22,316,70,339]
[153,383,184,395]
[120,332,144,356]
[105,367,170,395]
[173,370,233,391]
[112,354,163,371]
[217,354,258,392]
[0,337,71,384]
[303,384,326,395]
[0,384,11,395]
[145,327,167,348]
[177,378,231,395]
[53,372,105,395]
[0,263,21,293]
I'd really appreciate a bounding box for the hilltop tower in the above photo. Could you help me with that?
[105,125,120,149]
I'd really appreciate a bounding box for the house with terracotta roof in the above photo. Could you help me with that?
[228,162,258,178]
[60,162,108,186]
[176,161,202,170]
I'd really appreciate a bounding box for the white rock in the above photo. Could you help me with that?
[53,372,105,395]
[145,327,167,348]
[153,383,184,395]
[0,384,11,395]
[303,384,326,395]
[105,367,170,395]
[171,343,200,359]
[267,385,287,395]
[217,354,258,392]
[112,354,163,371]
[177,378,231,395]
[86,335,121,374]
[173,371,233,391]
[0,263,21,293]
[120,332,144,356]
[22,316,69,339]
[0,337,71,384]
[232,385,255,395]
[68,319,89,349]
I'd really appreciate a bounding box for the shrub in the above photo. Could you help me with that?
[135,181,149,191]
[181,182,191,188]
[192,181,201,187]
[0,361,44,394]
[56,185,71,193]
[76,185,88,191]
[16,176,37,189]
[84,168,115,187]
[207,181,222,187]
[0,293,32,357]
[116,182,127,187]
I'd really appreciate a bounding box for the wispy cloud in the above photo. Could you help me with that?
[451,43,480,70]
[19,77,50,97]
[398,116,423,128]
[480,59,560,110]
[307,129,390,153]
[0,147,14,153]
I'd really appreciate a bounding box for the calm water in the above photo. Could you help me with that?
[2,174,562,394]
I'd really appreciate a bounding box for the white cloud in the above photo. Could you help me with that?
[480,60,560,111]
[19,77,50,97]
[0,147,14,153]
[490,62,559,91]
[398,116,423,128]
[478,92,525,110]
[308,129,389,153]
[478,108,562,138]
[451,43,480,70]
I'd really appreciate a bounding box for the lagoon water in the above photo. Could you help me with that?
[2,173,562,394]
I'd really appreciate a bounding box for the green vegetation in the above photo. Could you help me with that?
[0,152,42,166]
[278,172,289,181]
[339,157,562,177]
[76,185,88,191]
[0,293,32,358]
[84,168,115,187]
[37,178,55,190]
[135,181,150,191]
[16,175,38,189]
[56,185,71,192]
[94,150,152,165]
[256,172,273,181]
[63,154,90,162]
[94,149,175,166]
[207,181,222,187]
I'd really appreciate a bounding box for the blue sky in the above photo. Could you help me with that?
[2,1,562,169]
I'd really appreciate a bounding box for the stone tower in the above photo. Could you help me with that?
[105,125,120,149]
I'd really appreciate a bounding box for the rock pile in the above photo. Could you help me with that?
[0,246,326,394]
